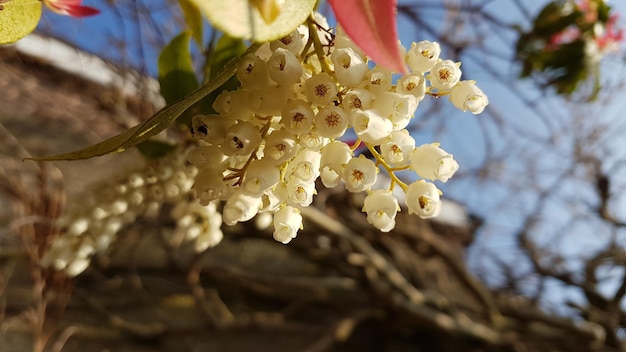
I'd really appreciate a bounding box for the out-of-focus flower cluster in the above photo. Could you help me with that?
[516,0,624,96]
[188,14,488,244]
[41,153,223,277]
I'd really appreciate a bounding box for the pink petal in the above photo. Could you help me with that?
[64,5,100,17]
[329,0,407,73]
[44,0,100,17]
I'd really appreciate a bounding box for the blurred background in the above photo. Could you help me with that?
[2,0,626,351]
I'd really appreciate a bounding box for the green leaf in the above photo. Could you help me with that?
[179,0,203,48]
[188,0,316,42]
[0,0,42,44]
[27,43,261,161]
[207,34,247,80]
[158,31,199,106]
[136,140,177,159]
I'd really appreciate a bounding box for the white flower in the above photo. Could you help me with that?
[405,180,442,218]
[396,73,426,102]
[380,130,415,167]
[286,178,316,206]
[187,146,227,170]
[427,60,462,91]
[191,114,232,145]
[222,191,263,226]
[406,40,441,73]
[260,181,288,212]
[372,92,418,130]
[273,206,303,244]
[298,129,328,150]
[241,159,281,197]
[248,86,295,117]
[193,169,225,205]
[343,156,378,192]
[281,99,315,134]
[194,228,224,252]
[449,80,489,114]
[362,190,400,232]
[264,128,298,164]
[320,141,352,188]
[305,72,338,106]
[268,48,303,86]
[236,54,271,89]
[221,121,262,156]
[410,143,459,182]
[270,30,304,55]
[349,109,393,145]
[342,88,374,110]
[361,66,393,94]
[286,149,321,183]
[315,106,348,138]
[331,47,368,88]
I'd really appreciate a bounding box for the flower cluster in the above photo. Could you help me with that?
[41,153,221,277]
[189,15,488,243]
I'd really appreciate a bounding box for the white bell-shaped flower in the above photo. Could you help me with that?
[268,48,303,86]
[260,181,288,213]
[191,114,233,145]
[406,41,441,73]
[187,146,227,171]
[270,30,305,55]
[286,178,316,207]
[241,159,281,197]
[193,169,226,205]
[315,106,348,138]
[405,180,442,219]
[221,121,262,156]
[298,129,328,150]
[236,54,271,89]
[212,90,232,115]
[194,228,224,252]
[222,190,263,226]
[264,128,298,164]
[304,72,338,106]
[320,141,352,188]
[332,47,369,88]
[380,130,416,167]
[410,143,459,182]
[342,88,374,111]
[249,85,295,117]
[373,92,418,130]
[396,73,426,102]
[343,156,378,192]
[287,149,321,183]
[449,80,489,114]
[427,60,462,91]
[349,109,393,145]
[361,66,393,94]
[362,190,400,232]
[273,206,303,244]
[281,99,315,134]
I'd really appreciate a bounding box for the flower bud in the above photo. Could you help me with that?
[273,206,303,244]
[410,143,459,182]
[362,190,400,232]
[449,80,488,114]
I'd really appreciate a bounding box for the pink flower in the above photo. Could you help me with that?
[43,0,100,17]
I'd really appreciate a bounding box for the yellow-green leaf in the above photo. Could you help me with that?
[158,31,199,105]
[0,0,42,44]
[178,0,203,48]
[27,43,261,161]
[189,0,315,42]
